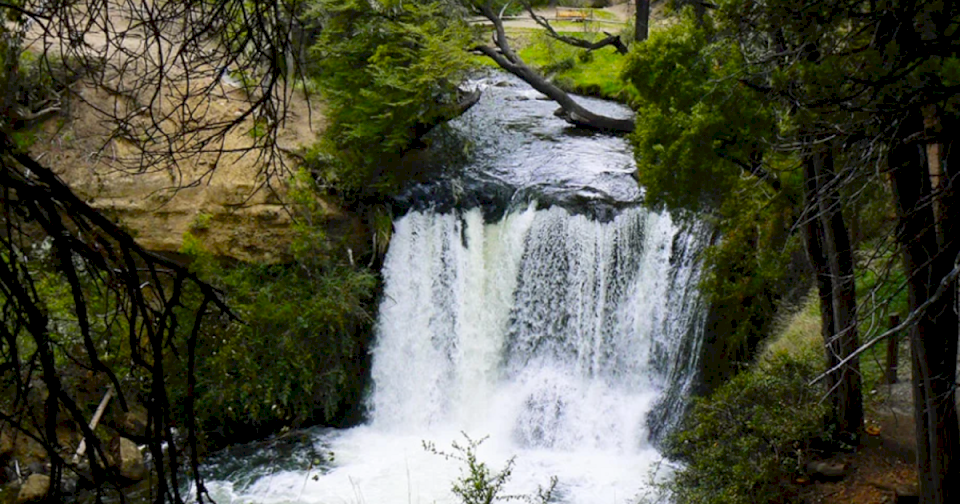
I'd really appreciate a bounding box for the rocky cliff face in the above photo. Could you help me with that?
[34,80,365,263]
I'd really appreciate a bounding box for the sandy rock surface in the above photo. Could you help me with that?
[25,0,364,262]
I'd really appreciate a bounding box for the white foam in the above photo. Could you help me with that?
[203,206,699,504]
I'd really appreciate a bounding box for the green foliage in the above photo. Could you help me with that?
[664,350,828,504]
[176,171,378,447]
[623,13,776,214]
[369,204,394,258]
[189,212,214,231]
[623,9,814,365]
[307,0,477,192]
[179,243,376,443]
[699,202,801,361]
[427,435,516,504]
[4,241,138,378]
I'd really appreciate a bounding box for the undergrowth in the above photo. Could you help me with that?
[664,271,907,504]
[662,297,829,504]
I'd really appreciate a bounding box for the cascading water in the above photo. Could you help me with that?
[198,74,707,504]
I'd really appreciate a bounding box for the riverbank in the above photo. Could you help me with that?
[495,2,671,105]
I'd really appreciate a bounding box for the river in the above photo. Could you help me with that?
[196,73,708,504]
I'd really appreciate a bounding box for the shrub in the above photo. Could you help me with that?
[175,171,379,449]
[425,434,557,504]
[189,212,213,231]
[663,350,827,504]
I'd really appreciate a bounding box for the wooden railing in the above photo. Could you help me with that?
[556,7,594,22]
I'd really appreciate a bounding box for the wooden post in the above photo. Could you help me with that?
[886,314,900,384]
[73,386,114,464]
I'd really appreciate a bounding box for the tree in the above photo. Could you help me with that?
[722,1,960,499]
[623,5,865,442]
[623,13,797,368]
[878,5,960,499]
[637,1,960,501]
[306,0,636,195]
[306,0,480,193]
[636,0,650,42]
[800,142,862,441]
[0,0,309,502]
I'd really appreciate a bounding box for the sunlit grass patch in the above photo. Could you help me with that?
[516,31,638,103]
[762,294,822,364]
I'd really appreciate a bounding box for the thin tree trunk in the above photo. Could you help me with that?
[809,145,863,442]
[803,149,857,440]
[889,114,960,504]
[635,0,649,42]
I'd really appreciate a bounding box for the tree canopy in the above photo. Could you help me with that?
[624,1,960,502]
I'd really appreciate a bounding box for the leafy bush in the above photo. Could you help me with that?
[663,350,828,504]
[175,172,379,448]
[189,212,213,231]
[425,434,557,504]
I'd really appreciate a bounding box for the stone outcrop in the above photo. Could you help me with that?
[110,437,145,482]
[36,80,366,263]
[16,474,49,504]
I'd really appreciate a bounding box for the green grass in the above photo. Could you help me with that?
[515,31,638,103]
[591,9,619,22]
[762,295,822,363]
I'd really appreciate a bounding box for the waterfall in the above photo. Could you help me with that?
[200,204,705,504]
[198,75,708,504]
[371,203,699,441]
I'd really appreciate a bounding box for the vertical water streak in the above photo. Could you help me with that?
[370,204,705,456]
[370,206,538,431]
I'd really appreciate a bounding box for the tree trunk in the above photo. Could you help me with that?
[802,146,862,442]
[635,0,649,42]
[410,88,483,144]
[810,145,863,442]
[889,113,960,504]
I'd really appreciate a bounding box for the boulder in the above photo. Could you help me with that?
[805,460,848,480]
[111,438,145,482]
[121,410,148,438]
[16,474,49,503]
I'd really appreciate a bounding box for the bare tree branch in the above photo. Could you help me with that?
[473,3,635,133]
[810,247,960,386]
[521,2,627,55]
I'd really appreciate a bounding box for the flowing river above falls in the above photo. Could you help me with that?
[198,73,709,504]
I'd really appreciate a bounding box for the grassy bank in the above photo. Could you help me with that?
[512,29,639,104]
